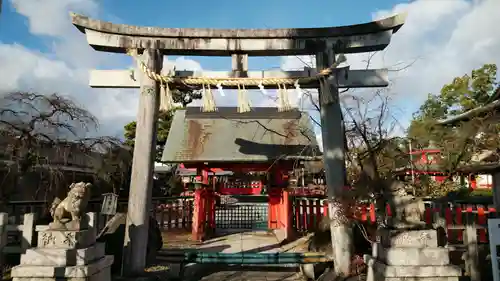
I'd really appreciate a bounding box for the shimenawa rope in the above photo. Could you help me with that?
[127,49,346,112]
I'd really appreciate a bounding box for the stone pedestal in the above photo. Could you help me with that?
[11,228,113,281]
[365,229,462,281]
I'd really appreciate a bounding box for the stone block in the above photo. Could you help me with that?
[37,229,96,249]
[374,276,460,281]
[366,267,459,281]
[20,243,105,266]
[11,256,113,278]
[372,243,450,265]
[364,255,461,277]
[12,267,111,281]
[379,229,438,248]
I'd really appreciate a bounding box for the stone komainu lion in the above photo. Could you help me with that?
[49,182,92,229]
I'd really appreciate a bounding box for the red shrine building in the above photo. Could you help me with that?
[394,141,492,189]
[394,142,447,184]
[161,107,321,238]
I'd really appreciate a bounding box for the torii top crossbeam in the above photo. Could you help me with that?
[71,12,406,56]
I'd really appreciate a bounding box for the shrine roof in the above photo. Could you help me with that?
[161,107,322,163]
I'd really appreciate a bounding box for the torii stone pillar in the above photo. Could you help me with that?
[316,48,352,276]
[122,49,163,275]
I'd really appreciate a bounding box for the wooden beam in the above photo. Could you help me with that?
[83,29,394,56]
[89,68,389,89]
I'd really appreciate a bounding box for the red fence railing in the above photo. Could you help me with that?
[291,196,496,243]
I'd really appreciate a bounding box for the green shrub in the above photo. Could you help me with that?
[469,188,493,197]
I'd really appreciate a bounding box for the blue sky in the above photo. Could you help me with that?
[0,0,405,71]
[0,0,498,141]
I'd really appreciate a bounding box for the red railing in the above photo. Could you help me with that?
[153,197,194,230]
[292,197,496,243]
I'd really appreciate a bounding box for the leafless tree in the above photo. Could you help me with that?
[286,52,416,279]
[0,92,130,205]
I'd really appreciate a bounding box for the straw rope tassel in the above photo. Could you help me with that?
[294,80,303,107]
[282,84,291,111]
[201,84,209,112]
[206,86,216,112]
[237,84,251,113]
[159,81,175,112]
[237,84,242,113]
[277,84,285,112]
[243,85,251,112]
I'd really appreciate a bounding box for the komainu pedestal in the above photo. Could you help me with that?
[11,228,113,281]
[364,229,461,281]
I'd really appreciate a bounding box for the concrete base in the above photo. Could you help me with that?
[379,229,438,248]
[11,256,113,279]
[372,243,450,265]
[20,244,106,266]
[37,229,96,249]
[12,267,111,281]
[365,255,461,279]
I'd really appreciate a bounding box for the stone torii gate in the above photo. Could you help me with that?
[71,13,406,276]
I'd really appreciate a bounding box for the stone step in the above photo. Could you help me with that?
[37,229,96,249]
[11,255,113,279]
[20,243,105,266]
[372,243,450,265]
[379,229,438,248]
[364,255,461,278]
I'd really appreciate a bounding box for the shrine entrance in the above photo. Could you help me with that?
[71,11,405,275]
[216,195,268,231]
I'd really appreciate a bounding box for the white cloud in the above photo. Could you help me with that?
[281,0,500,131]
[0,0,205,139]
[7,0,498,145]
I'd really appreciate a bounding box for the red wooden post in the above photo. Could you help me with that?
[369,203,376,223]
[477,207,486,242]
[268,188,281,229]
[206,189,216,232]
[456,206,463,241]
[322,201,328,218]
[192,188,210,241]
[200,167,209,185]
[281,189,293,240]
[360,204,367,222]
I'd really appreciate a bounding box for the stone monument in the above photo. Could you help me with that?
[11,182,114,281]
[364,181,461,281]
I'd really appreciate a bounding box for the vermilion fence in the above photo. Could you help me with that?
[291,196,496,243]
